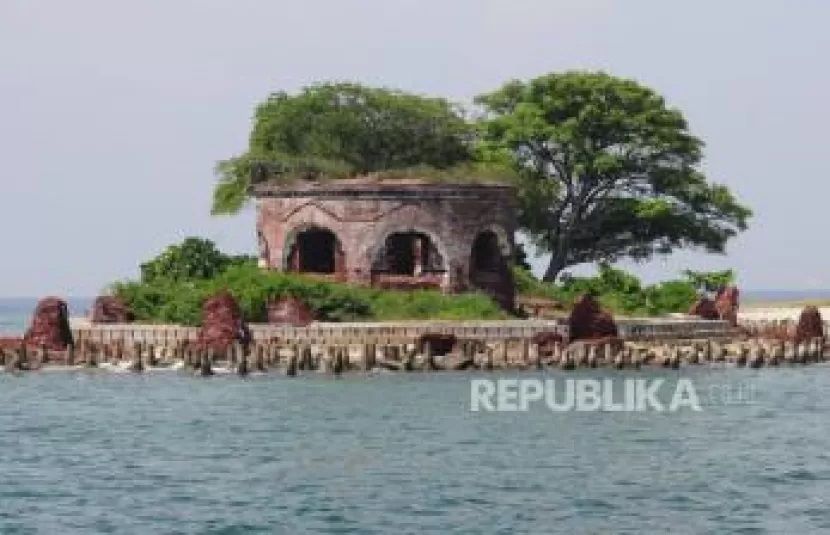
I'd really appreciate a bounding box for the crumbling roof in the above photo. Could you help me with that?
[251,175,514,198]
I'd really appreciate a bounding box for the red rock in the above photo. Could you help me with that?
[795,306,824,343]
[714,286,740,326]
[568,294,618,341]
[91,296,133,324]
[267,296,315,327]
[23,297,73,351]
[196,291,251,355]
[689,296,720,320]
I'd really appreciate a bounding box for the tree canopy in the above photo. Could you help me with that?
[476,71,751,281]
[212,74,751,284]
[212,82,473,214]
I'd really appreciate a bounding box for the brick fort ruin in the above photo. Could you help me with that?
[253,177,517,309]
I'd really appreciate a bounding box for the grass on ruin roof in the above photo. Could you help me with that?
[252,161,520,187]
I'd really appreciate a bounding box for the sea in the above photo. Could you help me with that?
[2,296,830,533]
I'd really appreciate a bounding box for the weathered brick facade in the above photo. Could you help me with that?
[253,178,517,309]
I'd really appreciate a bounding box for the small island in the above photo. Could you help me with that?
[1,76,825,375]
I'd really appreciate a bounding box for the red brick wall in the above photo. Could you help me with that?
[254,181,517,308]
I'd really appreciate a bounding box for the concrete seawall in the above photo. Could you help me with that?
[69,317,737,347]
[2,317,824,374]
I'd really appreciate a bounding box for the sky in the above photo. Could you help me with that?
[1,0,829,297]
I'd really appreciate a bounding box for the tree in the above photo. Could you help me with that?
[476,71,751,281]
[140,237,253,283]
[212,82,473,214]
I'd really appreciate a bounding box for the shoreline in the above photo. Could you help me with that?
[739,305,830,322]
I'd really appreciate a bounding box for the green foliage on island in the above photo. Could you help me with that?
[114,239,736,325]
[212,82,480,215]
[213,74,751,279]
[112,239,506,326]
[139,237,253,283]
[515,264,735,316]
[477,72,751,281]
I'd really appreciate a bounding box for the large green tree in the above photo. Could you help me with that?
[476,71,751,281]
[212,82,473,214]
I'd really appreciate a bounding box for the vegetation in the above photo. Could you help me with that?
[212,73,750,282]
[212,82,478,214]
[515,263,734,316]
[113,239,506,326]
[115,238,736,325]
[139,237,253,283]
[202,73,752,320]
[476,71,751,281]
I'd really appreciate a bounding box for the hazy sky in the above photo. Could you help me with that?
[2,0,828,297]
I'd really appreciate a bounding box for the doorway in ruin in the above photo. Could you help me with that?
[374,232,444,275]
[469,231,514,309]
[371,232,445,289]
[286,227,344,275]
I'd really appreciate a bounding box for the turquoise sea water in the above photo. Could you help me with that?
[2,367,830,533]
[3,296,830,532]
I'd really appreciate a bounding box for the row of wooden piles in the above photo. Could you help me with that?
[2,335,827,374]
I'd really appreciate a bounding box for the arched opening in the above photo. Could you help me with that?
[374,232,444,275]
[470,231,514,310]
[371,231,445,289]
[471,232,503,274]
[286,227,344,275]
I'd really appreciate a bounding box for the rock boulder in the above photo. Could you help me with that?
[715,286,740,327]
[689,296,720,320]
[795,306,824,343]
[197,291,251,355]
[91,296,133,324]
[23,297,73,351]
[568,294,618,341]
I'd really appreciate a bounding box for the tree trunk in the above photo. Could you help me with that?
[542,254,567,282]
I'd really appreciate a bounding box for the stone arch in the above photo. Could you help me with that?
[366,226,450,290]
[372,231,446,275]
[368,226,449,273]
[282,200,342,223]
[470,231,505,273]
[475,225,512,257]
[282,224,345,275]
[469,228,514,310]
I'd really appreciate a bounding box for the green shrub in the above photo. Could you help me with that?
[113,260,504,326]
[117,238,722,324]
[515,263,727,317]
[643,281,698,315]
[139,237,256,283]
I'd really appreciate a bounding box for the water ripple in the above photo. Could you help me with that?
[1,369,830,532]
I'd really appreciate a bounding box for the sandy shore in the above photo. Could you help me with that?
[739,306,830,322]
